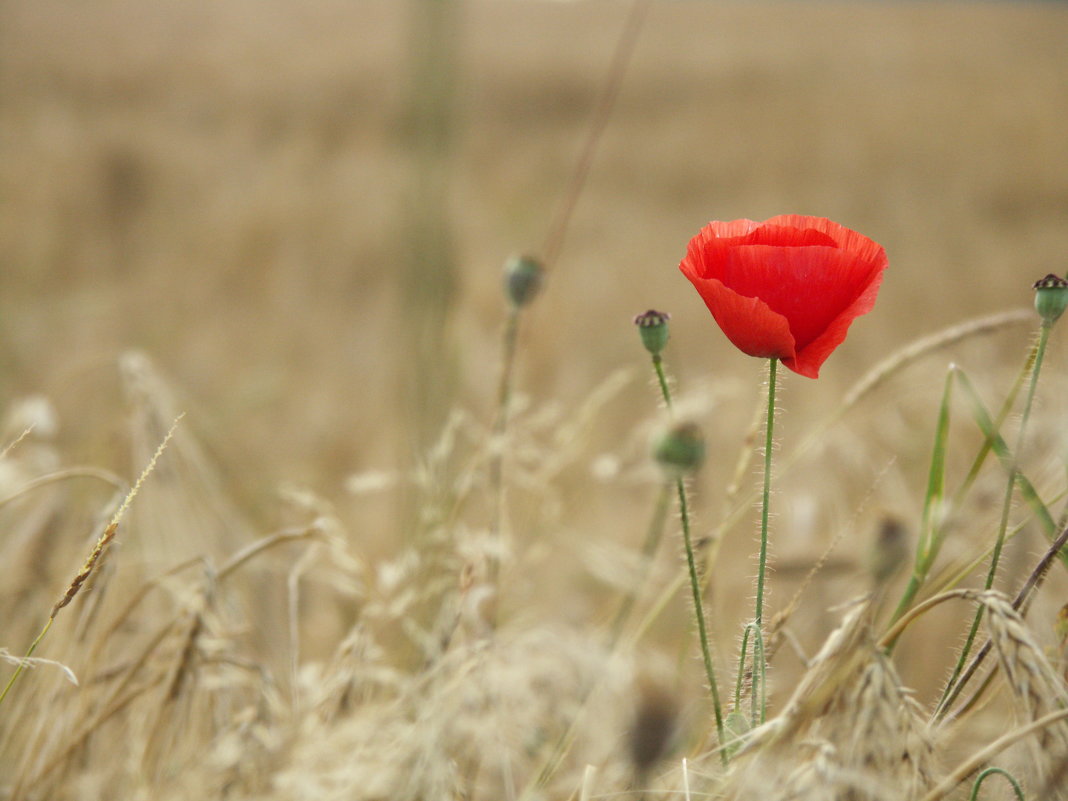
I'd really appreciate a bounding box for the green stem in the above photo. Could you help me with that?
[650,350,725,763]
[652,354,673,411]
[0,616,55,710]
[488,305,521,587]
[755,358,777,630]
[746,358,777,726]
[969,767,1026,801]
[734,622,767,725]
[677,475,727,765]
[937,322,1052,718]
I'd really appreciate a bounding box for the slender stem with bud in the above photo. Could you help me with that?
[937,319,1052,718]
[636,311,726,764]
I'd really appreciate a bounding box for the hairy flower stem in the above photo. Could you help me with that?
[651,354,673,412]
[678,475,727,764]
[936,321,1052,718]
[647,352,727,765]
[755,361,777,629]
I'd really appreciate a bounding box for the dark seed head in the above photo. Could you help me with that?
[1033,273,1068,325]
[633,309,671,356]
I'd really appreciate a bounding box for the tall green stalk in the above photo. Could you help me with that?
[936,321,1053,718]
[638,310,727,764]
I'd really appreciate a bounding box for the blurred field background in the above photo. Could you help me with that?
[2,0,1068,797]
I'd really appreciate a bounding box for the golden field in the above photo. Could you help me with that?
[1,1,1068,798]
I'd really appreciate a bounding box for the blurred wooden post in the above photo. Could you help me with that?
[399,0,460,465]
[392,0,461,553]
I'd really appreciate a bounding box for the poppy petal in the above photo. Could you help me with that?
[679,215,888,378]
[680,274,796,361]
[785,258,886,378]
[715,244,884,351]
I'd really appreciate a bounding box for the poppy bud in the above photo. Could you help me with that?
[503,254,543,308]
[869,515,908,587]
[628,681,678,779]
[654,421,705,476]
[633,309,671,356]
[1033,273,1068,325]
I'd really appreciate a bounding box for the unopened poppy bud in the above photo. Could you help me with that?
[654,421,705,476]
[628,681,678,779]
[503,254,544,308]
[869,515,908,587]
[633,309,671,356]
[1033,274,1068,325]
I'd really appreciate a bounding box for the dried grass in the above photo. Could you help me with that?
[2,2,1068,800]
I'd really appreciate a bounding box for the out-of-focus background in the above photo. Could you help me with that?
[1,0,1067,699]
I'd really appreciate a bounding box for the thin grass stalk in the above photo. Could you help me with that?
[0,416,182,712]
[488,304,520,587]
[937,322,1052,715]
[0,618,55,709]
[878,588,981,651]
[540,0,652,269]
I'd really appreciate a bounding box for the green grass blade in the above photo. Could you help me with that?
[886,366,955,640]
[954,369,1059,543]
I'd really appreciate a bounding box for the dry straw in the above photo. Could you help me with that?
[0,414,184,711]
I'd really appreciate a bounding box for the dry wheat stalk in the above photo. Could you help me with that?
[828,650,935,800]
[982,591,1068,792]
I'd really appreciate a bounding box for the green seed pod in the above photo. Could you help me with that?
[633,309,671,356]
[503,254,544,308]
[1033,273,1068,325]
[654,421,705,477]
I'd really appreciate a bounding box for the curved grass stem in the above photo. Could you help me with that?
[969,767,1026,801]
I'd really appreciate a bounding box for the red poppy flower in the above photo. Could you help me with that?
[679,215,888,378]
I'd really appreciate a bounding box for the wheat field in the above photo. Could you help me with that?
[1,1,1068,798]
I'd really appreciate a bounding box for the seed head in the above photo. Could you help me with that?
[633,309,671,356]
[1033,273,1068,325]
[654,421,705,477]
[503,254,544,308]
